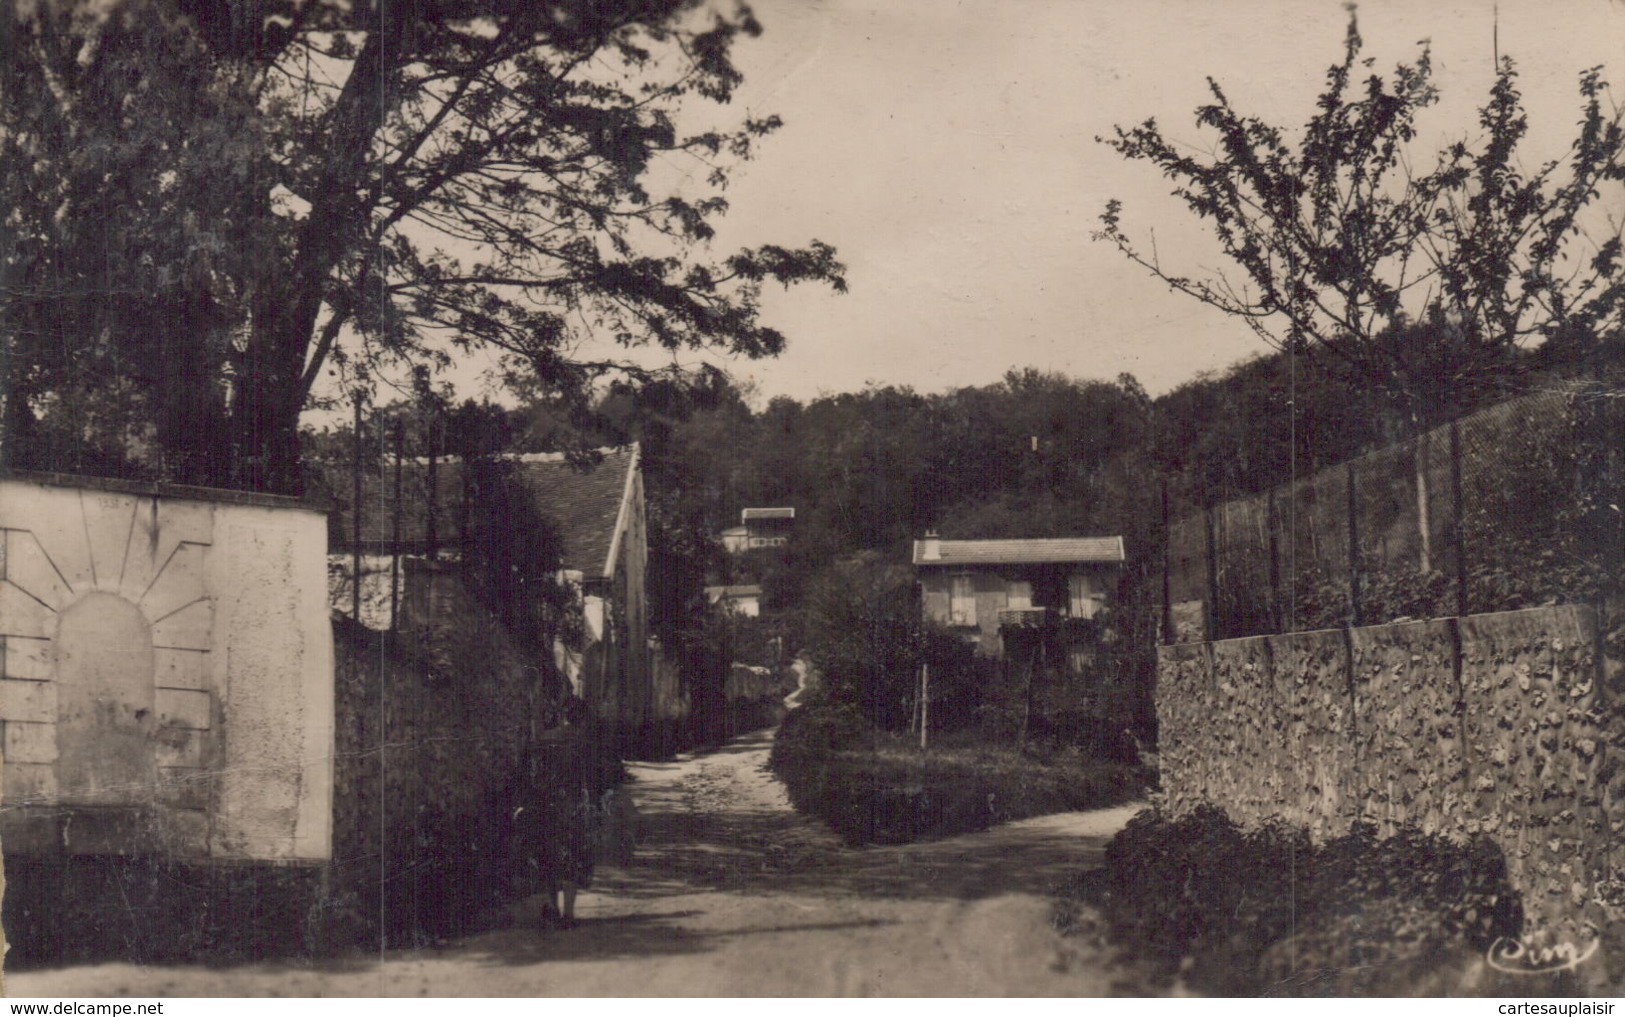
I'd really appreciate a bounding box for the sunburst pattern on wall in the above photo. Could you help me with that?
[1,488,213,647]
[0,485,216,809]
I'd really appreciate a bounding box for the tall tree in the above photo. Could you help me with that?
[1095,11,1625,427]
[2,0,844,491]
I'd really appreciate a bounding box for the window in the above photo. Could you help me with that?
[1006,580,1032,610]
[950,574,977,627]
[1069,574,1104,619]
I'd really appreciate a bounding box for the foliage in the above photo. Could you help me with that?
[770,700,1148,847]
[771,694,874,758]
[795,552,923,729]
[2,0,845,492]
[1090,805,1522,996]
[1099,10,1625,426]
[456,455,577,669]
[1154,351,1395,508]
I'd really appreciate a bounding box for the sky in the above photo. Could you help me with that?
[655,0,1625,402]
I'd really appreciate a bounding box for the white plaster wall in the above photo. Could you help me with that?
[211,502,333,861]
[0,477,333,862]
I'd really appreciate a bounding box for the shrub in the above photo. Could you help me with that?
[771,701,1147,846]
[1090,805,1522,995]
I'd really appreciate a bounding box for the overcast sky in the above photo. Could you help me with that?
[670,0,1625,401]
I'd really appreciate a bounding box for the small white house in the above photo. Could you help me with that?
[705,583,763,618]
[912,533,1125,660]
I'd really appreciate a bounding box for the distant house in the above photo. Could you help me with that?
[911,533,1126,661]
[704,583,762,618]
[723,506,794,552]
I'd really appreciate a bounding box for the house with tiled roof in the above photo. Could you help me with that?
[328,445,671,739]
[911,532,1126,662]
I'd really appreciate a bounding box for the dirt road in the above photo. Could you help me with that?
[8,729,1147,997]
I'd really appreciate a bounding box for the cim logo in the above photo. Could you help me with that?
[1487,936,1601,975]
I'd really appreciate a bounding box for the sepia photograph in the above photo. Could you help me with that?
[1,0,1624,999]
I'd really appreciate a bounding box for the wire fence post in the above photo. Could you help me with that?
[1204,501,1220,643]
[1346,460,1361,628]
[390,419,404,634]
[1450,420,1467,618]
[1266,487,1283,634]
[919,662,930,751]
[425,411,439,558]
[352,391,364,627]
[1160,478,1173,645]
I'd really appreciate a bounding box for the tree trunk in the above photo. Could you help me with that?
[229,17,409,493]
[231,319,310,493]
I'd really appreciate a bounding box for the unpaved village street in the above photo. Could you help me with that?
[9,730,1147,997]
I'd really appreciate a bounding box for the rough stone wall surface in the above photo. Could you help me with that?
[1458,606,1605,946]
[1156,640,1214,818]
[1158,603,1622,946]
[1208,637,1278,829]
[1270,627,1356,838]
[1349,619,1465,840]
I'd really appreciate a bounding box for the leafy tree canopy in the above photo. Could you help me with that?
[1096,9,1625,424]
[2,0,845,491]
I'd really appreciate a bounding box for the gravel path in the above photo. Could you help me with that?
[8,728,1148,997]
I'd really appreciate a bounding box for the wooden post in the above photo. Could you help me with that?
[1204,503,1220,642]
[1347,460,1362,628]
[425,414,439,557]
[390,420,404,633]
[352,393,364,626]
[1450,420,1467,618]
[1160,479,1173,645]
[1266,487,1282,634]
[919,662,930,751]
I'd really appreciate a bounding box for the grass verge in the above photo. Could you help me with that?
[768,700,1150,846]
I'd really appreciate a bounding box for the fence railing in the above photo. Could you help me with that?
[1164,383,1625,642]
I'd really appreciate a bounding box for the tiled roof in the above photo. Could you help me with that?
[326,445,639,578]
[912,536,1126,567]
[704,584,762,599]
[512,448,638,577]
[741,507,794,521]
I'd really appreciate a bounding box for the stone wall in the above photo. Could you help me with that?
[1158,603,1622,943]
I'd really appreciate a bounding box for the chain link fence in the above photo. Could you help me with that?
[1166,383,1625,642]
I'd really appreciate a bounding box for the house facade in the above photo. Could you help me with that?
[911,533,1126,660]
[722,506,793,552]
[704,583,763,618]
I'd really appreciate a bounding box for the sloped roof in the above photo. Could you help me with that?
[327,445,639,578]
[912,536,1125,567]
[704,584,762,601]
